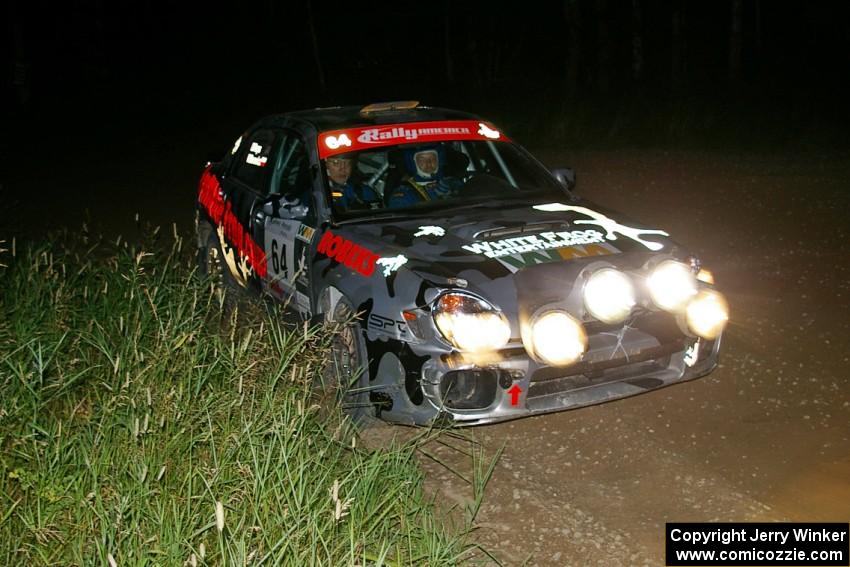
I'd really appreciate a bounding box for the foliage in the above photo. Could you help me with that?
[0,233,480,566]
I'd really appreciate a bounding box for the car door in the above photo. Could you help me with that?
[255,130,317,315]
[219,127,279,287]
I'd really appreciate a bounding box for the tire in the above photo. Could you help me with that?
[198,226,244,313]
[323,299,376,427]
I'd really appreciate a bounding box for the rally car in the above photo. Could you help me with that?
[196,101,728,426]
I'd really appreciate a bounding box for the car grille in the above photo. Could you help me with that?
[527,338,687,400]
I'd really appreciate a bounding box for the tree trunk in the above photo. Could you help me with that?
[754,0,762,73]
[10,2,30,110]
[671,0,686,89]
[306,0,326,90]
[631,0,644,82]
[595,0,611,92]
[729,0,743,81]
[443,0,454,82]
[563,0,581,98]
[486,13,498,86]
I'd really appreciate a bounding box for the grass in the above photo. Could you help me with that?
[0,231,494,565]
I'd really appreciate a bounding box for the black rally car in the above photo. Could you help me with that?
[196,101,728,425]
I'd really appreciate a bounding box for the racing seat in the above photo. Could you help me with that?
[383,149,407,207]
[444,147,470,179]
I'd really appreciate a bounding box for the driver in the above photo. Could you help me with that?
[326,153,380,211]
[387,145,463,208]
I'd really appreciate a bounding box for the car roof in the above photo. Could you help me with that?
[269,103,484,133]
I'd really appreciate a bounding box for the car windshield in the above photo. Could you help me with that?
[321,139,567,220]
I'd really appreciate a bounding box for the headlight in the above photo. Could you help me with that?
[647,260,698,312]
[583,268,635,324]
[530,311,587,366]
[686,289,729,339]
[696,269,715,284]
[433,293,511,352]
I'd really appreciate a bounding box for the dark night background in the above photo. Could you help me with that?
[3,4,850,561]
[2,0,849,235]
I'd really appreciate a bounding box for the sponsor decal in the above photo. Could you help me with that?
[324,133,352,150]
[533,203,669,251]
[245,142,267,167]
[684,339,700,367]
[294,291,311,313]
[367,313,410,337]
[266,220,297,283]
[267,217,298,234]
[357,125,470,143]
[496,242,619,273]
[462,230,606,259]
[316,229,379,277]
[296,224,315,244]
[198,168,267,278]
[414,225,445,237]
[318,120,510,158]
[477,123,501,139]
[376,254,408,276]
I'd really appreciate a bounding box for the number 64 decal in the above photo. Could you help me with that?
[264,218,298,294]
[270,239,288,278]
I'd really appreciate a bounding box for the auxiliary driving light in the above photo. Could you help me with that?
[583,268,636,324]
[647,260,698,312]
[530,311,587,367]
[433,293,511,353]
[685,289,729,340]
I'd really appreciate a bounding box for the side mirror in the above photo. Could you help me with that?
[551,167,576,192]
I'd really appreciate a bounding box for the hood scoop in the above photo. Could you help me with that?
[473,221,571,241]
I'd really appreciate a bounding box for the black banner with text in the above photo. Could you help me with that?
[666,523,849,566]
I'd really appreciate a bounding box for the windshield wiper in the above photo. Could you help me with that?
[334,211,428,225]
[334,196,546,226]
[447,197,539,211]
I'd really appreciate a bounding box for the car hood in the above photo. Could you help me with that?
[333,197,681,282]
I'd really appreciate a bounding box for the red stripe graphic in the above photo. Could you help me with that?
[198,167,268,278]
[318,120,509,159]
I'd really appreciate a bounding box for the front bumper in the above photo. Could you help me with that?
[418,324,721,426]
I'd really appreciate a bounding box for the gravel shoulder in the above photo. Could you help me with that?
[412,149,850,565]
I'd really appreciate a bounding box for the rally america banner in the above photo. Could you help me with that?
[318,120,509,158]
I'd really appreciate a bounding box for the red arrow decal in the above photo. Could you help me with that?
[507,384,522,406]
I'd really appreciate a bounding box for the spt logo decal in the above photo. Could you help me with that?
[317,230,379,277]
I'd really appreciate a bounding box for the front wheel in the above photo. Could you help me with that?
[323,299,376,426]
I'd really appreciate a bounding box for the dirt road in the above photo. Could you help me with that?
[5,145,849,565]
[411,149,850,564]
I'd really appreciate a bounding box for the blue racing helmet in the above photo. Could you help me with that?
[402,144,446,182]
